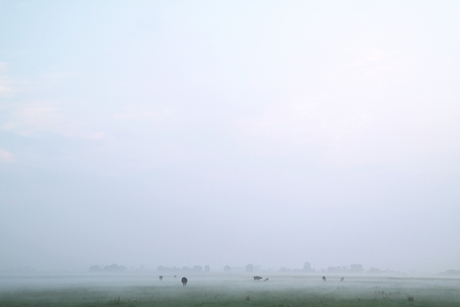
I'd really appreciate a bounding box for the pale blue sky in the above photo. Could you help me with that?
[1,0,459,273]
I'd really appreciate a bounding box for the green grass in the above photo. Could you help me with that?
[1,274,459,306]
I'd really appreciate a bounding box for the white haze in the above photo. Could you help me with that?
[0,1,460,274]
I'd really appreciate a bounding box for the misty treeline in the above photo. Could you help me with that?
[241,262,365,274]
[87,262,460,275]
[89,264,126,272]
[157,265,210,273]
[440,269,460,276]
[88,264,211,273]
[85,263,386,274]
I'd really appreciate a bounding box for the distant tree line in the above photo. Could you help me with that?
[157,265,210,273]
[326,264,364,273]
[222,262,366,274]
[88,261,431,275]
[279,262,398,275]
[89,264,126,272]
[278,263,368,274]
[440,269,460,276]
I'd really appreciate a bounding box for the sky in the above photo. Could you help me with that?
[1,0,459,274]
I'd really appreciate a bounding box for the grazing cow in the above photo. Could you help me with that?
[322,276,326,282]
[181,277,188,286]
[159,275,163,281]
[263,278,269,282]
[340,277,344,282]
[253,276,263,281]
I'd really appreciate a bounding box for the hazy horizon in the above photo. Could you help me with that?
[1,1,459,275]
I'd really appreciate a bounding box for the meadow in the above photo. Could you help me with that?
[1,272,459,306]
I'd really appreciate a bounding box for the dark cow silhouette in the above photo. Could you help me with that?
[340,277,344,282]
[253,276,263,281]
[263,278,269,281]
[181,277,188,286]
[322,276,326,281]
[159,275,163,281]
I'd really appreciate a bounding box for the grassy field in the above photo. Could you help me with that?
[1,273,459,306]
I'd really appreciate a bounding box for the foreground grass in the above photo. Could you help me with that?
[1,275,459,307]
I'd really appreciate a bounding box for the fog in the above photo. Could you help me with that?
[1,0,460,276]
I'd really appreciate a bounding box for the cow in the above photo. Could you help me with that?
[181,277,188,286]
[159,275,163,281]
[253,276,263,281]
[263,278,269,282]
[322,276,326,282]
